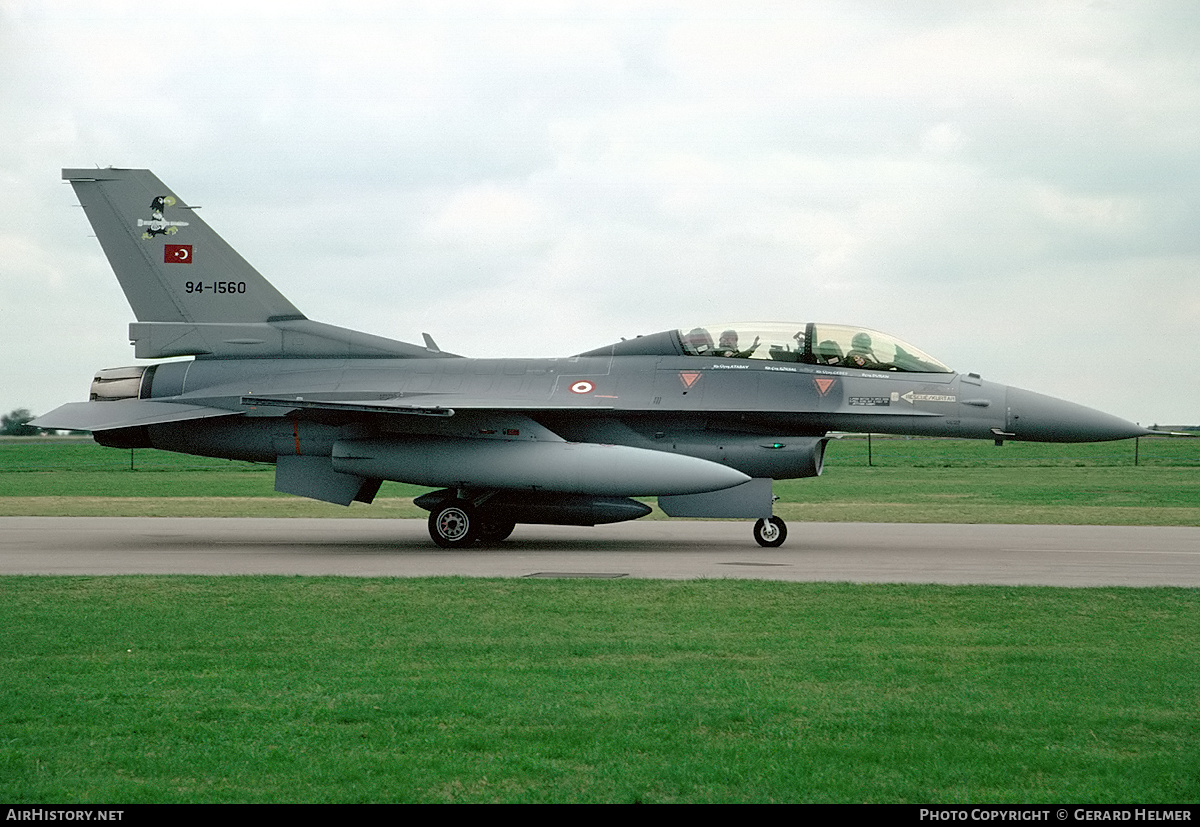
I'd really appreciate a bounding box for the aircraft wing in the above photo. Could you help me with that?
[240,395,617,415]
[31,400,242,432]
[32,392,614,434]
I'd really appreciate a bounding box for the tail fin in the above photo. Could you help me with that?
[64,167,303,324]
[65,168,435,360]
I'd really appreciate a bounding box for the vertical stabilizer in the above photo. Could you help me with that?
[63,168,304,324]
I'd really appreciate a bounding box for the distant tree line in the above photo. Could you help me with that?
[2,408,41,436]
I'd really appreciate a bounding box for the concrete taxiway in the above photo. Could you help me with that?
[2,517,1198,585]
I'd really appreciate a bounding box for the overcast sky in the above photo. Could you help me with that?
[3,0,1198,425]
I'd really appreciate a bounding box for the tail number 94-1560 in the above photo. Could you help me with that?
[185,281,247,294]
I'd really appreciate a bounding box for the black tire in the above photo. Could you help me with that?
[477,519,516,544]
[429,502,478,548]
[753,516,787,548]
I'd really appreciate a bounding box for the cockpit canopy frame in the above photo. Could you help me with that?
[678,322,953,374]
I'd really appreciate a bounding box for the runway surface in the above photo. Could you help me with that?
[2,517,1199,585]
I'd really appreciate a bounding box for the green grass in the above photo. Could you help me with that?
[1,577,1197,803]
[2,440,1197,802]
[3,437,1197,524]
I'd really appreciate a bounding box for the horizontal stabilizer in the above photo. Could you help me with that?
[31,400,241,432]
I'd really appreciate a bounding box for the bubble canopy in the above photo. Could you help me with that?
[678,322,954,374]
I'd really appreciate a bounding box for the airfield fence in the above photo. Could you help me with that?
[827,433,1199,467]
[2,434,1198,471]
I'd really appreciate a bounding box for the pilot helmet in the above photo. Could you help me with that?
[852,332,873,350]
[684,328,713,352]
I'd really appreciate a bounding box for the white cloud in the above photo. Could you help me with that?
[423,184,551,252]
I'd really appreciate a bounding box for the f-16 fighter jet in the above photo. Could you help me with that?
[35,169,1148,547]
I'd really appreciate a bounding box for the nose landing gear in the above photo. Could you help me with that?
[753,516,788,548]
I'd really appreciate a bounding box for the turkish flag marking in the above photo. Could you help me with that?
[164,244,193,264]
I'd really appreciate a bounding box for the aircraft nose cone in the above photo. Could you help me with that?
[1005,387,1149,443]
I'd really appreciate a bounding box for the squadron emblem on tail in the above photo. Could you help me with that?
[138,194,189,239]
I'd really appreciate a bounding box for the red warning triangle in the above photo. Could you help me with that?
[813,377,836,396]
[679,371,701,388]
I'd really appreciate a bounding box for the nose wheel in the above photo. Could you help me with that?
[753,516,787,548]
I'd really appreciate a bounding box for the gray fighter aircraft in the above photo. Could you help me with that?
[34,168,1149,548]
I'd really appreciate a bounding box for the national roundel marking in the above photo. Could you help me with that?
[570,381,595,394]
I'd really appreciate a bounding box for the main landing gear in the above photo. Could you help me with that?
[429,496,513,547]
[427,501,517,548]
[752,516,787,548]
[428,502,477,548]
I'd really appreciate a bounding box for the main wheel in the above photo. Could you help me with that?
[429,502,478,548]
[477,519,516,544]
[753,516,787,548]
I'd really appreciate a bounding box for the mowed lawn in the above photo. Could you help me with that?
[1,436,1197,803]
[1,577,1197,803]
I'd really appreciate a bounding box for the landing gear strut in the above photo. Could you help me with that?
[753,516,787,548]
